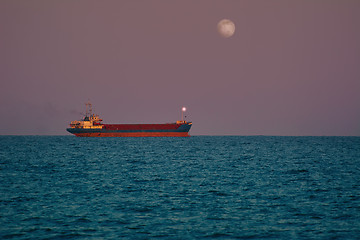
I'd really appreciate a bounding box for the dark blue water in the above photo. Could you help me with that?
[1,136,359,239]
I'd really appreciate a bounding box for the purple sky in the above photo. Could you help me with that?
[1,0,359,136]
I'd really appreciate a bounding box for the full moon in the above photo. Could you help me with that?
[217,19,235,38]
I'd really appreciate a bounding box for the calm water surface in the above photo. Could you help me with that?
[1,136,359,239]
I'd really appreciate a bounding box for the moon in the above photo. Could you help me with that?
[217,19,235,38]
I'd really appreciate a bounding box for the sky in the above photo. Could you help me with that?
[1,0,359,136]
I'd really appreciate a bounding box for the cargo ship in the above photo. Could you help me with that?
[66,103,192,137]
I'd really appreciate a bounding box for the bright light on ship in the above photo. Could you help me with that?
[182,107,186,112]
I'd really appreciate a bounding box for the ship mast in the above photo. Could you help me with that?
[181,107,186,122]
[85,101,93,117]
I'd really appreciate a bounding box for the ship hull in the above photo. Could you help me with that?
[69,132,190,137]
[67,123,192,137]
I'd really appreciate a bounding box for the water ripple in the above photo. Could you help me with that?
[0,136,359,239]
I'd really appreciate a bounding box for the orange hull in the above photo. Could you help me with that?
[73,132,190,137]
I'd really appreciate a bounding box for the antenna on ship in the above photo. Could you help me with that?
[181,107,186,123]
[85,101,92,117]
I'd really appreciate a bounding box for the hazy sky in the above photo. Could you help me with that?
[1,0,359,135]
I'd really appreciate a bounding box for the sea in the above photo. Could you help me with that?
[0,136,359,239]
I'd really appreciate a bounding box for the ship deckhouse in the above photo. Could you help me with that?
[69,102,103,129]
